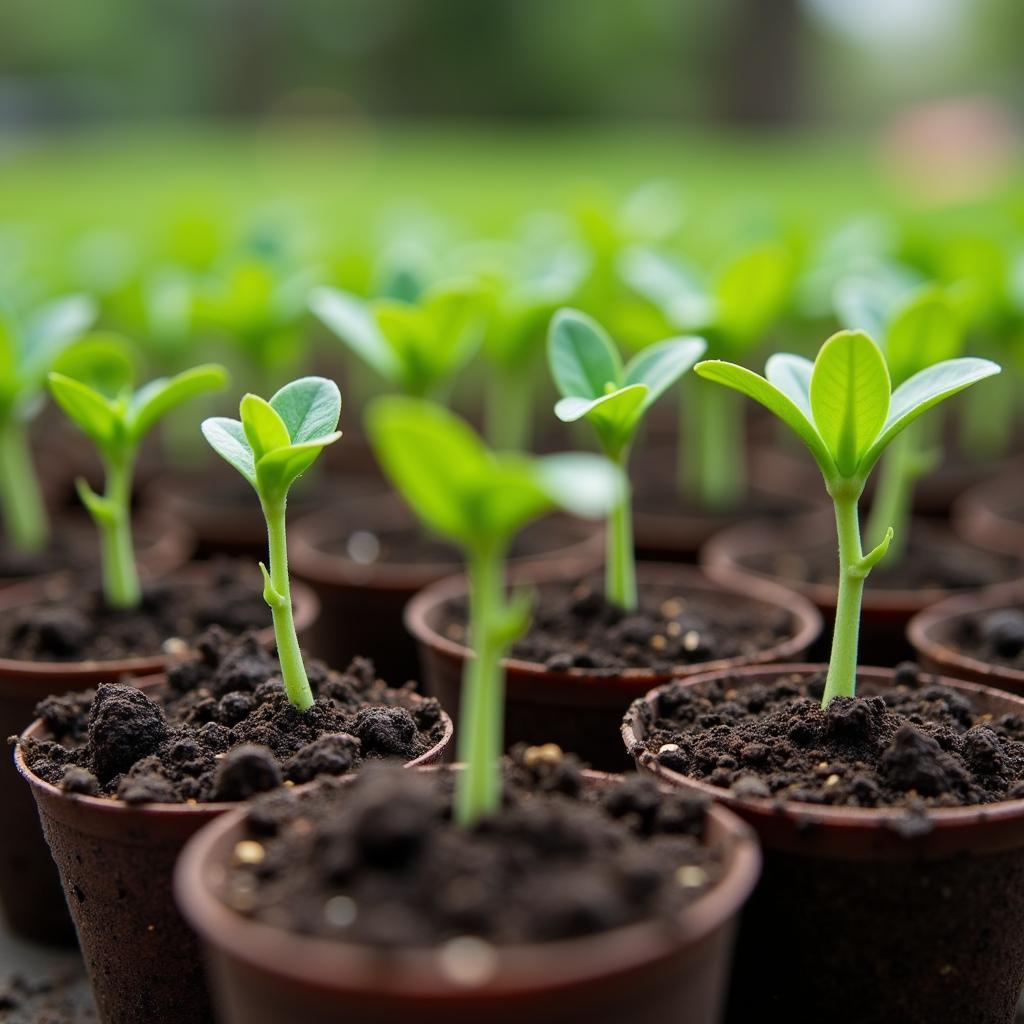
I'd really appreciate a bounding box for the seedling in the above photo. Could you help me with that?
[547,309,705,610]
[310,280,484,399]
[366,397,622,826]
[202,377,341,711]
[47,346,227,608]
[836,283,965,562]
[621,240,792,510]
[0,294,96,552]
[696,330,999,707]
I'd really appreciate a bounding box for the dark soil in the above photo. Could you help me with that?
[945,605,1024,671]
[442,576,792,674]
[0,560,272,662]
[16,629,446,804]
[218,751,722,948]
[0,970,95,1023]
[630,664,1024,809]
[743,529,1018,593]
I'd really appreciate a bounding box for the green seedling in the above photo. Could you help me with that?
[0,294,96,552]
[310,280,484,400]
[695,330,999,708]
[202,377,341,711]
[48,348,227,608]
[836,283,965,562]
[547,309,705,611]
[366,397,623,826]
[621,240,793,510]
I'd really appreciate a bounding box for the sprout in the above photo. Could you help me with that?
[0,295,96,553]
[366,397,623,826]
[547,309,705,610]
[202,377,341,711]
[47,344,227,608]
[696,330,999,707]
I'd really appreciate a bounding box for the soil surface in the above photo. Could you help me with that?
[441,576,793,674]
[16,629,446,804]
[0,560,272,662]
[630,664,1024,809]
[218,751,722,947]
[742,530,1018,593]
[944,605,1024,672]
[0,970,95,1024]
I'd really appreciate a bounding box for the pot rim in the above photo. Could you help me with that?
[621,661,1024,856]
[701,513,1024,610]
[907,583,1024,688]
[173,767,761,1000]
[405,561,823,684]
[952,463,1024,557]
[0,565,319,680]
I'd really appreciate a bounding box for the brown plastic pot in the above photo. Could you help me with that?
[14,693,453,1024]
[0,566,318,947]
[622,663,1024,1024]
[174,768,760,1024]
[406,562,822,771]
[701,513,1024,667]
[292,497,605,684]
[908,583,1024,695]
[953,462,1024,558]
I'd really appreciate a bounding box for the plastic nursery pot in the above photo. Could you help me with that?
[908,583,1024,695]
[406,562,822,771]
[622,664,1024,1024]
[701,512,1024,667]
[0,567,318,947]
[291,497,605,684]
[953,461,1024,558]
[14,696,453,1024]
[174,769,761,1024]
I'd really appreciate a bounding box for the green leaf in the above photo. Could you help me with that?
[310,287,400,382]
[554,384,647,457]
[22,295,97,380]
[809,330,890,477]
[859,357,1001,475]
[694,360,835,476]
[52,334,136,399]
[201,416,257,487]
[255,434,341,497]
[833,276,899,341]
[715,243,791,349]
[47,373,120,450]
[618,247,712,329]
[129,364,228,441]
[240,393,291,461]
[765,353,814,419]
[548,309,623,402]
[269,376,342,444]
[534,452,626,519]
[623,336,706,413]
[884,290,963,387]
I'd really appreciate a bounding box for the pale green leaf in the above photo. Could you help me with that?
[765,353,814,419]
[548,308,623,402]
[884,290,963,387]
[240,393,291,461]
[554,383,648,457]
[47,373,119,449]
[310,287,400,382]
[623,336,706,413]
[201,416,256,486]
[129,364,228,441]
[715,243,792,349]
[534,452,626,519]
[255,434,341,497]
[269,375,341,443]
[52,334,135,399]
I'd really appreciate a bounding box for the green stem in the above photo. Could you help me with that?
[822,488,865,708]
[484,369,532,451]
[606,459,637,611]
[681,381,745,511]
[263,499,314,711]
[0,419,49,553]
[865,431,911,564]
[455,542,505,827]
[99,453,140,609]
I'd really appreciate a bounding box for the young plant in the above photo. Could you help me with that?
[547,309,705,610]
[202,377,341,711]
[310,280,484,400]
[695,330,999,708]
[621,240,793,510]
[366,397,622,826]
[48,348,228,608]
[0,294,96,552]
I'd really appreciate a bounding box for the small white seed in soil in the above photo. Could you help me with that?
[346,530,381,565]
[682,631,700,652]
[323,895,358,929]
[660,597,686,617]
[523,743,563,767]
[658,743,681,754]
[825,774,840,787]
[666,621,682,637]
[233,841,265,865]
[675,865,708,888]
[438,936,499,987]
[649,634,667,651]
[817,762,829,771]
[162,637,188,657]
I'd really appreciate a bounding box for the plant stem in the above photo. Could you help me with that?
[865,428,912,563]
[455,542,505,827]
[98,453,141,609]
[822,487,865,708]
[484,368,532,451]
[263,499,314,711]
[0,419,48,553]
[681,380,745,511]
[606,458,637,611]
